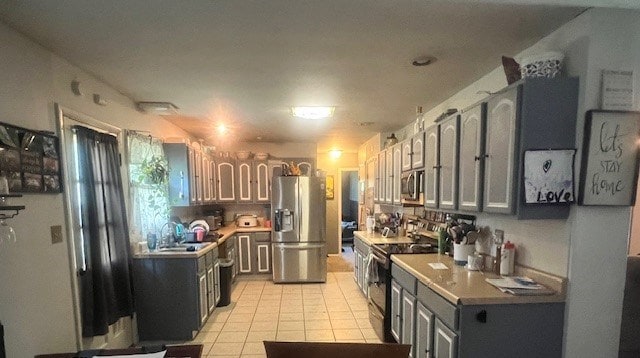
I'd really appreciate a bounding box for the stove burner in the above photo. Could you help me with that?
[373,243,438,255]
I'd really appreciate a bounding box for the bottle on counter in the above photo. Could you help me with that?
[493,244,502,275]
[500,241,516,276]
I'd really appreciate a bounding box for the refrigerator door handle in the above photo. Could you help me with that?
[275,243,325,250]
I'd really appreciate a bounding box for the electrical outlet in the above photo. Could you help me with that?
[51,225,63,244]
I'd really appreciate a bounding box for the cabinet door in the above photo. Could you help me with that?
[354,250,360,285]
[393,143,402,205]
[434,319,458,358]
[438,116,459,210]
[402,291,417,358]
[390,279,402,342]
[198,273,208,325]
[206,266,215,314]
[415,302,434,358]
[202,155,212,203]
[214,260,221,306]
[254,161,270,203]
[402,139,413,171]
[217,160,236,202]
[377,150,386,203]
[237,234,252,273]
[366,158,376,193]
[484,88,518,213]
[195,151,203,203]
[411,131,425,169]
[188,147,198,204]
[458,105,485,212]
[424,126,440,208]
[385,148,393,203]
[255,241,272,273]
[209,158,217,202]
[359,251,367,296]
[237,160,253,203]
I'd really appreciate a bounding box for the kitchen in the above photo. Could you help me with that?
[0,2,639,358]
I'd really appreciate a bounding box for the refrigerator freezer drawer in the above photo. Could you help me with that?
[272,243,327,283]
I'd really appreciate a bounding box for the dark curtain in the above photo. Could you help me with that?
[74,126,134,337]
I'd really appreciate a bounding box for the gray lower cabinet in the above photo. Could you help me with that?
[433,319,457,358]
[390,279,402,342]
[205,249,220,315]
[132,249,220,341]
[401,270,565,358]
[252,232,272,274]
[353,236,369,296]
[415,302,435,358]
[236,232,272,274]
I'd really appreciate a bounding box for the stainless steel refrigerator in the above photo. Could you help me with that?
[272,176,327,283]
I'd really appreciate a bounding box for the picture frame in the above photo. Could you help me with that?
[326,175,334,200]
[578,110,640,206]
[0,121,63,194]
[523,149,576,205]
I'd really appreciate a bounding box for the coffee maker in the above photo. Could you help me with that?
[204,208,224,230]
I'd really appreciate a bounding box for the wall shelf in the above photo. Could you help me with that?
[0,194,25,219]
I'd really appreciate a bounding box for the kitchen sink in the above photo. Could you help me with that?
[157,242,211,252]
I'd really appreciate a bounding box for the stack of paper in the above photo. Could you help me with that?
[485,276,555,296]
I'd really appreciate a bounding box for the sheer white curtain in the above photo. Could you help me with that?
[127,132,169,240]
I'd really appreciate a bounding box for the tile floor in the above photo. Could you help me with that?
[192,272,381,357]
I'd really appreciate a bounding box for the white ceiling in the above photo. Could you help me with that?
[0,0,613,153]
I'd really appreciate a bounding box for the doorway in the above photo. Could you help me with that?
[338,169,358,254]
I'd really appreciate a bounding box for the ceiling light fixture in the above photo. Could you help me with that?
[329,149,342,159]
[412,56,437,67]
[291,106,335,119]
[136,101,179,115]
[217,124,228,135]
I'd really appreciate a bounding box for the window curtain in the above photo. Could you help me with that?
[74,126,134,337]
[126,132,169,239]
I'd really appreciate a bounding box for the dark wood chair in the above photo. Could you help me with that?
[263,341,410,358]
[34,344,202,358]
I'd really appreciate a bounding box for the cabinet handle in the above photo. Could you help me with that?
[433,165,441,169]
[474,156,481,161]
[179,171,185,199]
[476,309,487,323]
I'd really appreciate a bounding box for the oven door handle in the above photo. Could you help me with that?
[367,253,386,286]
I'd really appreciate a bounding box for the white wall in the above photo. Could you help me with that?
[0,21,189,357]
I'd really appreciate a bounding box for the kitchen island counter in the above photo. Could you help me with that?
[391,253,567,305]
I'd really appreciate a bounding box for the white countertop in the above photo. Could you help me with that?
[353,230,414,245]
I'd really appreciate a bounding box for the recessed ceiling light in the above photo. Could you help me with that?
[412,56,437,67]
[291,106,335,119]
[358,121,374,127]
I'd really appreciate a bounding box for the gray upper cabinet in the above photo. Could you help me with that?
[411,131,426,170]
[202,155,213,203]
[424,125,439,208]
[402,132,425,172]
[237,160,253,203]
[401,138,413,171]
[438,115,460,210]
[254,161,270,203]
[458,104,486,212]
[164,143,199,206]
[483,77,578,219]
[484,89,518,214]
[392,143,402,205]
[377,150,386,203]
[385,148,393,203]
[216,158,236,202]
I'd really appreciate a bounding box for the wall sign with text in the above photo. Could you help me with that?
[0,122,62,193]
[578,110,640,206]
[523,149,576,204]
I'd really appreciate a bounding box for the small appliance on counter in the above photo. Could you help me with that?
[203,208,224,230]
[236,214,258,227]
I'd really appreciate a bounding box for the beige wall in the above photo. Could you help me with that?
[317,152,359,254]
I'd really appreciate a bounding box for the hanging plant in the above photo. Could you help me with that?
[137,155,169,185]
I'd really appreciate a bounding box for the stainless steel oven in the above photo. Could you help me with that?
[401,170,423,202]
[368,245,394,342]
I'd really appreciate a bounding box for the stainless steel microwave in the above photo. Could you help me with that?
[401,170,423,202]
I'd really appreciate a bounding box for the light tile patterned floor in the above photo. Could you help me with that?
[193,272,382,357]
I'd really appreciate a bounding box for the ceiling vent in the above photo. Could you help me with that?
[136,101,179,115]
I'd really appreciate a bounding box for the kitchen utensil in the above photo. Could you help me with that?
[466,230,479,244]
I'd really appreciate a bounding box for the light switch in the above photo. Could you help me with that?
[51,225,63,244]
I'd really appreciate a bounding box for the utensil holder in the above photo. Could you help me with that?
[453,243,475,265]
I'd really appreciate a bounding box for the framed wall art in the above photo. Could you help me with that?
[578,110,640,206]
[326,175,334,200]
[523,149,576,204]
[0,122,63,193]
